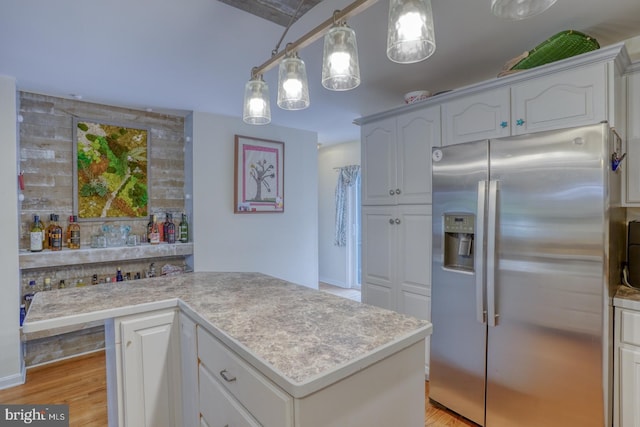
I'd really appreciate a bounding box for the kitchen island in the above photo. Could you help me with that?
[23,272,431,427]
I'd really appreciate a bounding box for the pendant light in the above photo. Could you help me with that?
[322,16,361,91]
[243,72,271,125]
[277,49,310,110]
[491,0,558,20]
[387,0,436,64]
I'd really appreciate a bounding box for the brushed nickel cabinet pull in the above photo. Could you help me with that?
[220,369,236,382]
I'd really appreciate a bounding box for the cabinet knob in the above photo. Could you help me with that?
[516,118,525,126]
[389,189,395,195]
[389,219,395,225]
[500,121,508,128]
[394,218,401,224]
[220,369,237,382]
[395,188,401,195]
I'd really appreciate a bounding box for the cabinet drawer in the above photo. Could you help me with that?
[620,309,640,346]
[197,326,293,427]
[199,364,261,427]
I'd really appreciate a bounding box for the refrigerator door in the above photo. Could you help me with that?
[430,140,488,426]
[486,124,608,427]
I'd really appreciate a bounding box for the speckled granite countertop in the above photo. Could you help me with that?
[614,285,640,311]
[23,272,431,397]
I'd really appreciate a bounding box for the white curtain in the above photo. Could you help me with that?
[334,165,360,246]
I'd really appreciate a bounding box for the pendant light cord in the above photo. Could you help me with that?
[272,0,307,56]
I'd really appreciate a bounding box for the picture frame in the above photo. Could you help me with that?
[234,135,284,213]
[73,117,150,220]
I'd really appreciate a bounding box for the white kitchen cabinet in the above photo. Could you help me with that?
[179,312,199,427]
[110,309,183,427]
[614,307,640,427]
[442,62,610,145]
[361,105,440,205]
[442,87,511,145]
[361,204,432,372]
[624,67,640,205]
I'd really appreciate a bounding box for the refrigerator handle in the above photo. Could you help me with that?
[487,180,498,327]
[475,181,487,325]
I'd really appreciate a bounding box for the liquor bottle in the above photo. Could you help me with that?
[179,213,189,243]
[50,215,63,251]
[149,216,160,244]
[44,213,55,250]
[164,213,176,244]
[20,304,26,327]
[43,277,52,291]
[67,215,81,249]
[92,274,99,286]
[58,279,66,289]
[146,214,155,243]
[29,215,44,252]
[116,268,124,282]
[23,280,37,310]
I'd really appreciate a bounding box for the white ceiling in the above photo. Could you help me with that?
[1,0,640,145]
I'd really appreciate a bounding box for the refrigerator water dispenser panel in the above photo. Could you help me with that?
[443,213,475,272]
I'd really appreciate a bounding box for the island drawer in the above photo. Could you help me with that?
[199,363,261,427]
[196,326,293,427]
[620,308,640,346]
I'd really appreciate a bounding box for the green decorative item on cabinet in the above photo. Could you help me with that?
[499,30,600,76]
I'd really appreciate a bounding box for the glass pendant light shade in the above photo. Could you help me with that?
[277,52,310,110]
[387,0,436,64]
[243,74,271,125]
[322,23,361,91]
[491,0,558,20]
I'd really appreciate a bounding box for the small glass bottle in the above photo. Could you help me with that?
[179,213,189,243]
[23,280,37,310]
[67,215,81,249]
[43,277,52,291]
[116,268,124,282]
[58,279,66,289]
[75,278,86,287]
[164,213,176,244]
[30,215,44,252]
[92,274,99,286]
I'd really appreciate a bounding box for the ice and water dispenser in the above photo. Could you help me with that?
[443,213,475,272]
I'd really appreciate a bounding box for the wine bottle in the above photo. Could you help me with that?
[179,213,189,243]
[164,213,176,244]
[149,216,160,244]
[30,215,44,252]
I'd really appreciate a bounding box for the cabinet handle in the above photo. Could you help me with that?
[126,340,132,348]
[389,189,395,195]
[220,369,236,382]
[395,188,401,195]
[516,118,525,126]
[394,218,401,224]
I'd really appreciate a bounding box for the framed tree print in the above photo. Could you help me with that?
[234,135,284,213]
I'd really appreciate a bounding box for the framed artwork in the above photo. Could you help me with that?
[234,135,284,213]
[73,118,150,220]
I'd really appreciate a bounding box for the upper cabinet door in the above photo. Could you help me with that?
[511,63,606,135]
[361,117,397,206]
[625,70,640,205]
[442,87,511,146]
[397,106,441,204]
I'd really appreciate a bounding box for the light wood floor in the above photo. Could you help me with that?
[0,351,477,426]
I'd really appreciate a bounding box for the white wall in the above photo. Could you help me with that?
[0,75,23,389]
[318,140,360,288]
[192,112,319,288]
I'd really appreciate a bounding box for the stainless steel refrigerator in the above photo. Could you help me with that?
[430,123,624,427]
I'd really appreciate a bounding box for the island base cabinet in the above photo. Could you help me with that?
[106,309,183,427]
[293,340,425,427]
